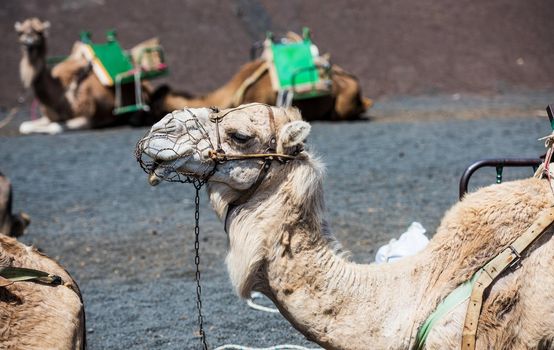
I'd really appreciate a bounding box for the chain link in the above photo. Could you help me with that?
[193,180,209,349]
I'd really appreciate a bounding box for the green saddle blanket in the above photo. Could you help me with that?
[271,39,320,89]
[77,31,167,86]
[265,29,331,99]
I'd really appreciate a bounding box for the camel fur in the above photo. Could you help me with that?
[137,104,554,349]
[0,172,30,238]
[0,234,85,349]
[15,18,153,134]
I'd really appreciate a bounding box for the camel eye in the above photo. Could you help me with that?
[228,131,253,144]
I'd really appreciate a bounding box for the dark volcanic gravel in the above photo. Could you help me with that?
[0,94,552,349]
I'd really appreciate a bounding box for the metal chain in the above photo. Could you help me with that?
[193,180,209,349]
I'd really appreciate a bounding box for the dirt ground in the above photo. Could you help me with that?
[1,0,554,108]
[1,91,553,349]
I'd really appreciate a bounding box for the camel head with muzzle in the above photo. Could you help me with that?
[136,103,312,218]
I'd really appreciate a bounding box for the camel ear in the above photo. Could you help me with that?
[14,21,22,32]
[278,121,311,153]
[40,21,50,36]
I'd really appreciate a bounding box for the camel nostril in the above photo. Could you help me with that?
[202,149,214,160]
[148,172,162,186]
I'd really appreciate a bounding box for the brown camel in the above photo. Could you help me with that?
[0,234,85,349]
[0,172,30,238]
[152,53,372,121]
[137,104,554,349]
[15,18,152,134]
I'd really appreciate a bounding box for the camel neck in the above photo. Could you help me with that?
[224,160,430,349]
[20,47,71,120]
[20,45,46,89]
[262,216,425,349]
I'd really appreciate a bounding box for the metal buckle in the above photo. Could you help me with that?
[508,245,522,270]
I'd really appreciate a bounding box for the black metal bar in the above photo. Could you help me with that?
[459,158,542,200]
[547,105,554,131]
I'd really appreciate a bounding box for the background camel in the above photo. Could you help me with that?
[15,18,153,134]
[0,233,85,349]
[0,172,30,238]
[152,56,372,122]
[137,105,554,349]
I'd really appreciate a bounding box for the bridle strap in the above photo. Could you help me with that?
[461,206,554,349]
[232,158,273,207]
[216,105,294,231]
[267,104,276,144]
[209,104,304,233]
[228,106,279,207]
[209,104,288,162]
[208,152,296,162]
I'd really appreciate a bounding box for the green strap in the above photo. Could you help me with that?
[414,270,482,349]
[0,266,62,285]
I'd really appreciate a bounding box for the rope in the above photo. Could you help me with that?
[214,345,320,350]
[0,108,17,130]
[214,292,321,350]
[231,62,269,107]
[31,99,39,120]
[534,132,554,195]
[246,292,279,313]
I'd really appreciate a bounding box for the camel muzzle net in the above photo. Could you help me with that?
[135,109,217,187]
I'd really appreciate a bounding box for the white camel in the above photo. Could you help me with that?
[137,104,554,349]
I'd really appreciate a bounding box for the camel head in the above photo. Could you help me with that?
[14,18,49,50]
[137,104,313,296]
[137,104,321,297]
[136,104,311,206]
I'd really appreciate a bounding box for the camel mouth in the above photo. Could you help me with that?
[136,142,187,186]
[147,162,163,186]
[135,107,218,185]
[136,136,215,186]
[19,37,41,48]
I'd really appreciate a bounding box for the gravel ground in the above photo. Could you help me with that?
[0,92,553,349]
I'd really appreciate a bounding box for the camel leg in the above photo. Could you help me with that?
[19,116,63,135]
[64,116,91,131]
[0,173,30,237]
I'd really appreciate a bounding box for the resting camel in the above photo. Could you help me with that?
[137,104,554,349]
[15,18,152,134]
[152,54,372,121]
[0,172,30,238]
[0,233,85,349]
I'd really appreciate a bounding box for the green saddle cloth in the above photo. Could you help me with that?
[271,38,321,90]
